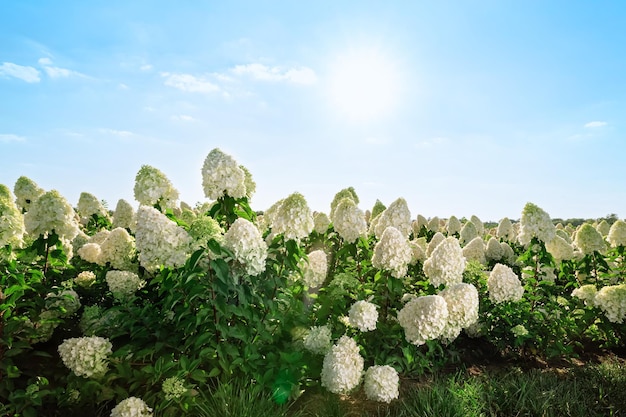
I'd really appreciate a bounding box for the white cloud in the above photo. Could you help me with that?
[0,62,41,83]
[171,114,195,122]
[140,64,153,71]
[0,133,26,143]
[584,121,607,128]
[231,63,317,84]
[99,128,134,137]
[38,57,86,79]
[161,72,220,93]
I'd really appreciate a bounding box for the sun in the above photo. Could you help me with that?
[326,46,403,123]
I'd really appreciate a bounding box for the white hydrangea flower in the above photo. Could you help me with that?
[89,229,111,245]
[0,185,25,248]
[301,250,328,288]
[545,235,574,263]
[45,289,81,318]
[240,164,256,199]
[329,187,359,222]
[135,206,192,272]
[78,243,102,264]
[427,216,441,233]
[223,218,268,276]
[134,165,179,210]
[459,221,478,246]
[518,203,556,246]
[162,377,187,401]
[112,199,135,230]
[608,220,626,248]
[500,241,517,265]
[332,197,367,243]
[470,215,485,236]
[75,271,96,288]
[313,212,331,234]
[77,192,109,225]
[271,192,314,241]
[409,239,427,263]
[462,237,486,265]
[571,284,597,306]
[201,148,247,200]
[188,216,224,252]
[370,199,386,222]
[485,237,504,262]
[426,232,445,257]
[413,214,428,235]
[320,335,364,394]
[58,336,112,378]
[594,284,626,324]
[487,264,524,304]
[13,176,44,212]
[303,325,332,355]
[423,237,466,288]
[574,223,607,255]
[372,226,413,278]
[24,190,80,241]
[496,217,516,242]
[106,270,145,300]
[596,220,611,237]
[511,324,529,337]
[99,228,136,270]
[446,216,462,236]
[438,283,479,343]
[110,397,153,417]
[397,295,449,346]
[348,300,378,332]
[556,228,572,243]
[373,197,412,239]
[363,365,399,403]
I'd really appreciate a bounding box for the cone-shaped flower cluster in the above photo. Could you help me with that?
[372,226,413,278]
[321,335,364,394]
[223,218,267,276]
[423,237,466,288]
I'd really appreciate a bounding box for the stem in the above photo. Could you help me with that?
[591,253,598,285]
[42,237,50,280]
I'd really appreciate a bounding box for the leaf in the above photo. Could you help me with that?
[211,258,231,285]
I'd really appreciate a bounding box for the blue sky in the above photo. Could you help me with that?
[1,1,625,221]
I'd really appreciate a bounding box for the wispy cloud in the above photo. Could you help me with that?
[161,72,220,93]
[140,64,153,71]
[0,62,40,83]
[231,63,317,84]
[0,133,27,143]
[99,128,135,138]
[584,121,607,128]
[171,114,195,122]
[38,57,86,79]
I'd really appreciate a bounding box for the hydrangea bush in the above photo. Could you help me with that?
[1,150,625,415]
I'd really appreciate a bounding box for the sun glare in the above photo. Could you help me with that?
[326,47,402,123]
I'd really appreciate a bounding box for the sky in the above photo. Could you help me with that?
[1,1,625,222]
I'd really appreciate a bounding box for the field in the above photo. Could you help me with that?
[1,149,625,416]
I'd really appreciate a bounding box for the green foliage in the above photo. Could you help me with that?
[2,183,626,415]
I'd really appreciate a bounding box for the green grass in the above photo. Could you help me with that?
[286,360,626,417]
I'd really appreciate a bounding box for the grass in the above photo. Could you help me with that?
[199,358,626,417]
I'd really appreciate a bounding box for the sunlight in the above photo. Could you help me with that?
[326,46,403,123]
